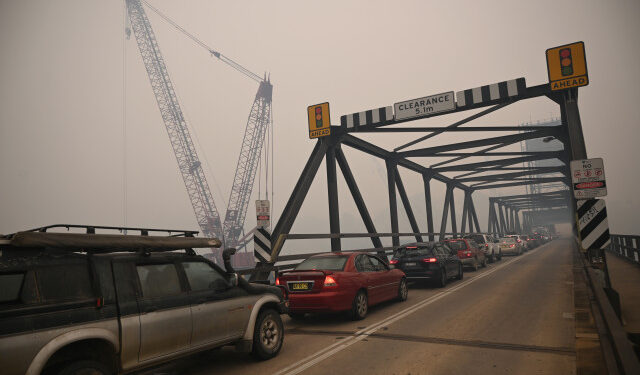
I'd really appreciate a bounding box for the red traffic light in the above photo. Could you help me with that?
[560,48,571,58]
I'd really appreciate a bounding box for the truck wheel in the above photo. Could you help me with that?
[252,309,284,360]
[58,360,111,375]
[350,290,368,320]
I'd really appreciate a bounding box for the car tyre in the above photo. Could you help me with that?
[58,360,111,375]
[252,309,284,360]
[473,258,479,271]
[456,263,463,280]
[436,268,447,288]
[350,290,368,320]
[482,256,488,268]
[397,278,408,302]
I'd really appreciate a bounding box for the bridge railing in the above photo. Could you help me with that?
[238,231,496,275]
[609,234,640,265]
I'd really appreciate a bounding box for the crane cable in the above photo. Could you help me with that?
[141,0,262,83]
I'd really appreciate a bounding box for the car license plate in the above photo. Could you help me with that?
[405,262,417,266]
[291,282,310,291]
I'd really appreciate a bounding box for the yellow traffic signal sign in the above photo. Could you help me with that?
[308,102,331,139]
[546,41,588,91]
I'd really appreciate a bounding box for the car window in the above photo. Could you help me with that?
[397,245,435,258]
[465,234,485,244]
[295,256,349,271]
[137,264,182,298]
[0,273,24,303]
[368,256,389,271]
[435,245,449,257]
[182,262,229,292]
[355,255,375,272]
[37,264,93,302]
[500,237,516,243]
[445,240,467,251]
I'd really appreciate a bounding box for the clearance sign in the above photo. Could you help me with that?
[307,102,331,139]
[546,41,589,91]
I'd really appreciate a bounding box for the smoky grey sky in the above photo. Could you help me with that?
[1,0,639,250]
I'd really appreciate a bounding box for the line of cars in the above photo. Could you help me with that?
[0,226,552,375]
[279,232,550,322]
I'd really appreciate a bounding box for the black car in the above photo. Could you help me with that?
[390,242,463,287]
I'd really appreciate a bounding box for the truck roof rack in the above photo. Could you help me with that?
[1,224,220,254]
[16,224,200,237]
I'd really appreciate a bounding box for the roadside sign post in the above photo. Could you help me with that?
[571,158,607,199]
[307,102,331,139]
[255,200,270,228]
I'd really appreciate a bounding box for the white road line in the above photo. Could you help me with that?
[274,245,545,375]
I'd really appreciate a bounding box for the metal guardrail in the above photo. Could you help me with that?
[239,231,516,276]
[609,234,640,264]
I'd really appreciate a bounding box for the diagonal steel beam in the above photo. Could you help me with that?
[335,146,383,249]
[400,126,562,156]
[434,153,564,172]
[394,166,423,242]
[395,102,513,151]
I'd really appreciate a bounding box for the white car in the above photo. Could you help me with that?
[498,236,524,256]
[464,234,502,262]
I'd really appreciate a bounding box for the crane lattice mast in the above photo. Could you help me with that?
[125,0,223,240]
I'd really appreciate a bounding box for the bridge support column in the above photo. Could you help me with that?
[386,159,399,248]
[439,184,453,241]
[326,143,341,251]
[460,192,469,235]
[423,175,435,241]
[469,192,481,233]
[450,186,458,238]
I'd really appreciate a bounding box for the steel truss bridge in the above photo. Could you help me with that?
[249,79,585,278]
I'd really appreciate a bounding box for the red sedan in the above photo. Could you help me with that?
[276,252,407,320]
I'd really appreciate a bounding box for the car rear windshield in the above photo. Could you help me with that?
[500,237,516,243]
[295,256,348,271]
[464,235,485,244]
[445,240,468,251]
[397,245,434,257]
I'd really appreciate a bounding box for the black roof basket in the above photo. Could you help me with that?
[21,224,199,237]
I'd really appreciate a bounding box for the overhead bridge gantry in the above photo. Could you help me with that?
[250,46,589,279]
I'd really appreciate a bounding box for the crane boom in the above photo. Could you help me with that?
[223,80,272,246]
[125,0,223,240]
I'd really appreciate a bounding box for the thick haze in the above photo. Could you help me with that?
[1,1,639,253]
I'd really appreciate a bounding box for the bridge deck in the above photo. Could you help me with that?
[140,239,579,374]
[607,253,640,334]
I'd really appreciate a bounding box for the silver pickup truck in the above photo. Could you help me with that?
[0,225,287,375]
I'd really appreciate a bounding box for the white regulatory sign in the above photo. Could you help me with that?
[255,200,270,228]
[571,158,607,199]
[394,91,455,121]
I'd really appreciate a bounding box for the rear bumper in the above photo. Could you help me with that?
[500,247,520,254]
[460,258,476,267]
[288,289,353,313]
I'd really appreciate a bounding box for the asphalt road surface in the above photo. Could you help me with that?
[142,239,576,375]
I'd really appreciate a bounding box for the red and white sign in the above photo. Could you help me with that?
[256,200,270,228]
[570,158,607,199]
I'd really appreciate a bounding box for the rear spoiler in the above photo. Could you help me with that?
[279,269,333,276]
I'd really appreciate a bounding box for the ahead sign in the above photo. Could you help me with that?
[394,91,455,121]
[546,41,589,91]
[571,158,606,199]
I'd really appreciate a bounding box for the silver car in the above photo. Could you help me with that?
[0,225,287,375]
[498,236,524,256]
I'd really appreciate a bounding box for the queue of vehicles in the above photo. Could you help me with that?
[0,225,551,375]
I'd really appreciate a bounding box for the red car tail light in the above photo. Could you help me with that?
[422,257,437,263]
[323,275,338,287]
[389,259,398,265]
[509,244,515,248]
[275,277,281,286]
